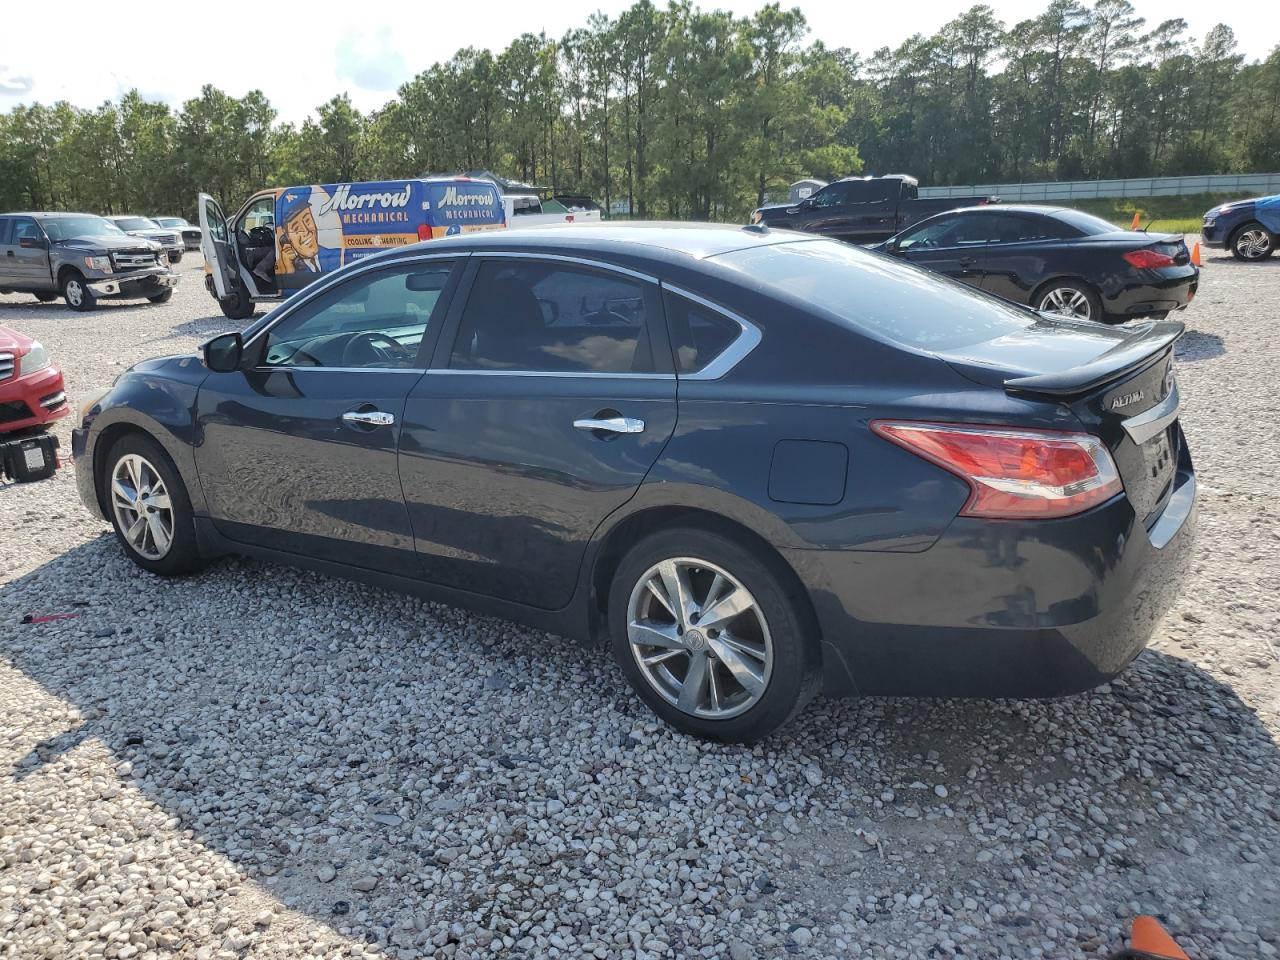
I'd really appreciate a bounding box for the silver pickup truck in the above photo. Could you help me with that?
[0,212,180,311]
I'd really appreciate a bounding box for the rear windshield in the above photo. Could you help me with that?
[715,239,1036,350]
[1050,209,1118,236]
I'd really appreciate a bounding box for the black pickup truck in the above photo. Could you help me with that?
[750,175,998,244]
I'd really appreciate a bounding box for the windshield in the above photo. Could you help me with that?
[41,216,125,241]
[114,217,158,231]
[715,239,1037,351]
[1052,209,1119,236]
[155,217,187,227]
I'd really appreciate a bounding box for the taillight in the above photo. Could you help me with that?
[1123,249,1176,269]
[871,421,1123,519]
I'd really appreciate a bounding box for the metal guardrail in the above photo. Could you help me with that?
[919,173,1280,201]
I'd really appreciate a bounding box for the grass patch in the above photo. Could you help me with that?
[1070,193,1244,234]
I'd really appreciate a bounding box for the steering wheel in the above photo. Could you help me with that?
[342,331,413,367]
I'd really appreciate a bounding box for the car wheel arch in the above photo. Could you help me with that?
[91,419,195,519]
[56,264,84,288]
[586,504,822,657]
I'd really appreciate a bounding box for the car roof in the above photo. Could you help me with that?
[941,204,1073,217]
[2,211,107,219]
[376,222,813,264]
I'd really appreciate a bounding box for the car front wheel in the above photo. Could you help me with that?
[103,433,203,576]
[62,273,96,312]
[1231,223,1274,261]
[608,528,820,742]
[148,289,174,304]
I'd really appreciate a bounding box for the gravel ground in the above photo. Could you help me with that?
[2,251,1278,960]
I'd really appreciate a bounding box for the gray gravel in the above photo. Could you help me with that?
[2,250,1278,959]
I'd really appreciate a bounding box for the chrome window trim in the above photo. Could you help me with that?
[471,250,659,284]
[660,284,762,380]
[242,252,463,352]
[249,366,428,375]
[426,369,675,380]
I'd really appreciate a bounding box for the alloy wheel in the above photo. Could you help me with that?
[65,280,84,307]
[1236,228,1272,260]
[110,454,175,560]
[626,557,773,719]
[1039,287,1093,319]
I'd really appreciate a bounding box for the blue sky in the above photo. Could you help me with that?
[0,0,1273,125]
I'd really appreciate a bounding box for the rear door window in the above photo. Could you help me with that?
[662,291,743,375]
[450,260,661,374]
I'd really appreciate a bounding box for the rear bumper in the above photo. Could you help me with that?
[798,463,1196,698]
[87,270,180,298]
[1103,267,1198,317]
[0,365,70,433]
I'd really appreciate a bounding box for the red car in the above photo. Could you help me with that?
[1,325,68,434]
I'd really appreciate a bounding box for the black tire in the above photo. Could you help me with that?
[607,527,820,743]
[219,279,256,320]
[168,251,183,265]
[101,433,204,577]
[1229,222,1275,261]
[34,292,57,303]
[1032,278,1104,322]
[147,289,174,304]
[61,272,97,312]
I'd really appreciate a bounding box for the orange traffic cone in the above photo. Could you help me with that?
[1130,916,1190,959]
[1130,210,1142,230]
[1191,241,1202,266]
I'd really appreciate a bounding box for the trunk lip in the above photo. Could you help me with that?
[1001,319,1183,397]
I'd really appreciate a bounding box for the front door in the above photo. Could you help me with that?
[198,193,237,299]
[894,212,991,287]
[193,257,460,574]
[399,256,677,609]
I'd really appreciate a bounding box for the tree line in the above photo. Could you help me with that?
[1,0,1276,223]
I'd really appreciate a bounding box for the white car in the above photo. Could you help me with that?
[153,216,204,252]
[106,216,184,264]
[505,194,604,228]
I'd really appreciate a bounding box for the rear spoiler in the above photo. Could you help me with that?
[1005,320,1184,396]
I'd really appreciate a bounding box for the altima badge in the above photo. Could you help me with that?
[1111,390,1145,410]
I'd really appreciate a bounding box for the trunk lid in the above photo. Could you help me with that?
[941,317,1184,528]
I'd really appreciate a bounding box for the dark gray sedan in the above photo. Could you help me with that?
[72,224,1195,742]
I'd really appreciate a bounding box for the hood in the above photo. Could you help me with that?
[1209,198,1258,216]
[756,201,801,215]
[53,234,161,252]
[0,324,33,354]
[126,228,173,239]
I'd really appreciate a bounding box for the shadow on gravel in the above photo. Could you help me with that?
[1175,329,1225,362]
[3,536,1279,956]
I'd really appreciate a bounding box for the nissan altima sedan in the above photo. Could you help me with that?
[72,224,1195,742]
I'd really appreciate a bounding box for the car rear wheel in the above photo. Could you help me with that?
[103,434,203,576]
[1231,223,1274,261]
[62,272,96,312]
[1035,280,1102,322]
[608,528,820,742]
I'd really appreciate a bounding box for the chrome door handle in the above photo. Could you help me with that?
[342,410,395,427]
[573,416,644,435]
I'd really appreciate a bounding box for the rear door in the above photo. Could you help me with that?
[198,193,237,298]
[980,213,1072,303]
[399,254,677,609]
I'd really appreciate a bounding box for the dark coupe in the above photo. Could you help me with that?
[876,205,1198,323]
[73,224,1195,742]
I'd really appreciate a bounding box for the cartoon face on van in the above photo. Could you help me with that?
[198,178,506,321]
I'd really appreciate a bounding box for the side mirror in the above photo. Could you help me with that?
[202,332,243,372]
[18,235,46,249]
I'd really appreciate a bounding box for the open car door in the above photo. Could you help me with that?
[198,193,237,299]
